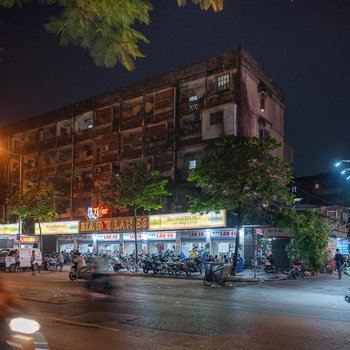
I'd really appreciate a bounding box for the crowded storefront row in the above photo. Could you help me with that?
[0,208,349,269]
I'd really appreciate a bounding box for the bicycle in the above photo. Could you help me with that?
[203,262,231,286]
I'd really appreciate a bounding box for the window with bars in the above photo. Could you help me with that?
[217,74,230,91]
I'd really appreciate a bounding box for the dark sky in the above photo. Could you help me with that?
[0,0,349,177]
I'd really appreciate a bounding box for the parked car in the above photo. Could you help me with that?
[0,248,42,272]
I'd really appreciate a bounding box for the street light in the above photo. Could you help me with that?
[0,147,23,247]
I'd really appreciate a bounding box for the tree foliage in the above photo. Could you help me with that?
[6,183,60,222]
[101,161,170,213]
[101,161,170,262]
[187,137,293,217]
[0,0,224,70]
[272,209,329,272]
[187,136,293,273]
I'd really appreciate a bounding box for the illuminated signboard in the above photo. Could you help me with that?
[147,232,176,240]
[87,206,110,220]
[122,233,145,241]
[149,210,226,231]
[79,216,148,233]
[211,230,237,239]
[95,234,120,241]
[181,231,207,239]
[35,221,79,235]
[0,223,19,236]
[21,236,39,243]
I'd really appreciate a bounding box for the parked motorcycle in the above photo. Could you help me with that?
[183,257,202,276]
[111,258,123,272]
[264,256,277,273]
[42,256,59,272]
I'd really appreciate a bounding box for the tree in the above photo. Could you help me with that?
[6,183,61,250]
[272,209,330,272]
[187,136,293,274]
[0,0,224,70]
[101,161,170,264]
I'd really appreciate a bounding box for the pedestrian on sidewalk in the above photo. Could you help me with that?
[14,249,20,272]
[335,249,345,280]
[30,250,36,276]
[58,251,65,272]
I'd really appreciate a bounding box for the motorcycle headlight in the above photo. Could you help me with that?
[9,317,41,334]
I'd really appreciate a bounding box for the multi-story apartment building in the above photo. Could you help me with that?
[0,48,291,222]
[0,48,293,258]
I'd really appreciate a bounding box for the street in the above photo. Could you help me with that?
[2,270,350,350]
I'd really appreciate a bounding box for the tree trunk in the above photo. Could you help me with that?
[39,222,43,252]
[133,206,138,270]
[231,205,242,276]
[253,227,257,279]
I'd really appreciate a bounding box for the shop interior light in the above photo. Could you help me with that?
[335,162,342,167]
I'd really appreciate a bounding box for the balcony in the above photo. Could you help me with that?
[120,148,142,160]
[74,129,93,142]
[120,115,143,131]
[57,134,72,147]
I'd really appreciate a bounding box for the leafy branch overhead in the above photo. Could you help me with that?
[0,0,224,70]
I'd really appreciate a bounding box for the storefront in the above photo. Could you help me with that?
[35,221,80,253]
[57,235,75,253]
[210,229,241,260]
[149,210,227,256]
[79,216,149,254]
[76,234,94,253]
[122,233,146,255]
[20,235,39,248]
[180,231,207,257]
[96,234,121,254]
[147,232,176,254]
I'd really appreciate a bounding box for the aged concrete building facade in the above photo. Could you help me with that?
[0,48,292,225]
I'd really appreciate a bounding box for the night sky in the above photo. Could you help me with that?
[0,0,349,177]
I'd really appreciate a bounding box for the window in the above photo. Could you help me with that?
[217,74,230,91]
[259,128,270,140]
[188,160,196,169]
[259,91,266,112]
[210,111,224,125]
[314,183,320,190]
[188,95,199,112]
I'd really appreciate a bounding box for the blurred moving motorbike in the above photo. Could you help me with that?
[1,317,49,350]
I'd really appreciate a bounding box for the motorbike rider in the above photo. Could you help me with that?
[74,252,86,278]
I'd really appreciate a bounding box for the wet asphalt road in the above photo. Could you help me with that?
[2,270,350,350]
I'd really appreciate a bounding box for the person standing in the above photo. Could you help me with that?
[30,250,36,276]
[58,251,65,272]
[335,249,345,280]
[14,250,20,272]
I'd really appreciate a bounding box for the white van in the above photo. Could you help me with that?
[0,248,42,272]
